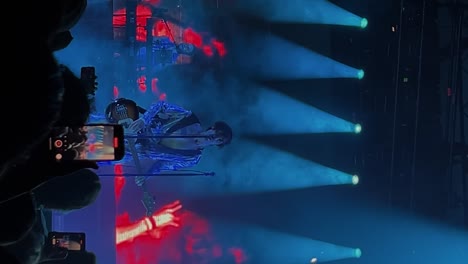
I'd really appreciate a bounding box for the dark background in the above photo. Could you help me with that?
[54,0,468,263]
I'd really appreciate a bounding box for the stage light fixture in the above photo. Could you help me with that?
[357,70,365,80]
[352,175,359,185]
[354,124,362,134]
[360,18,368,29]
[355,248,362,258]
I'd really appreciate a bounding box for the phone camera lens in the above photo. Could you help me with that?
[54,140,63,148]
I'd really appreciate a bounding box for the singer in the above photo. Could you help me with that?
[102,98,233,186]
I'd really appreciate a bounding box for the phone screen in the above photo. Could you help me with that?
[48,232,86,251]
[49,124,124,161]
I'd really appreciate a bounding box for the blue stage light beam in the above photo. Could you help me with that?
[96,139,359,195]
[143,139,358,196]
[236,0,368,28]
[215,223,362,263]
[243,87,359,134]
[218,140,358,193]
[233,34,364,80]
[277,196,468,264]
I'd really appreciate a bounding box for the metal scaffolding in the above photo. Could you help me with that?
[437,1,468,228]
[387,0,444,215]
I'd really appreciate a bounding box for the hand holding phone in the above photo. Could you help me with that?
[47,232,86,251]
[49,124,125,162]
[80,67,97,95]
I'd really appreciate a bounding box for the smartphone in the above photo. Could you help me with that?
[49,124,125,161]
[48,232,86,251]
[80,66,96,81]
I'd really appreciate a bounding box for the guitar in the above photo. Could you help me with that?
[105,99,157,216]
[105,98,139,128]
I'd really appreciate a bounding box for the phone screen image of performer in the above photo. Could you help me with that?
[48,232,86,251]
[82,125,115,160]
[50,125,116,161]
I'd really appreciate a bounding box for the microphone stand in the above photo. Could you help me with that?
[98,172,215,177]
[125,134,213,139]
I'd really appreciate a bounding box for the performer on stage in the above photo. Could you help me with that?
[104,98,233,187]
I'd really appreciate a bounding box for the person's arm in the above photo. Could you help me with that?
[116,200,182,244]
[116,217,153,245]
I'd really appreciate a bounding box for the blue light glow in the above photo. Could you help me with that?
[354,124,362,134]
[243,87,357,134]
[216,140,358,193]
[352,175,359,185]
[237,0,367,28]
[220,224,362,263]
[355,248,362,258]
[360,18,368,28]
[106,139,359,196]
[233,34,364,80]
[357,70,365,80]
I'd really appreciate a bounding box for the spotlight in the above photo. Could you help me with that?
[354,124,362,134]
[360,18,368,29]
[310,257,318,263]
[354,248,362,258]
[352,175,359,185]
[357,69,365,80]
